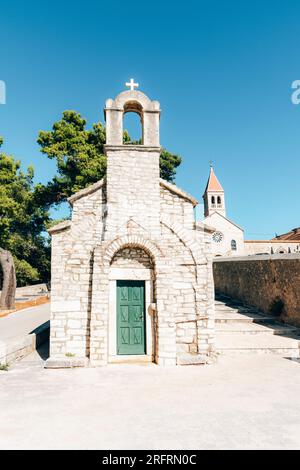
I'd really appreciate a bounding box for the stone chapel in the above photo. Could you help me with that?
[46,83,215,368]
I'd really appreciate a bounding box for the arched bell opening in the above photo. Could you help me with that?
[123,101,144,145]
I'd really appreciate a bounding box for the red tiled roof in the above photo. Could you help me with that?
[272,227,300,241]
[204,167,224,194]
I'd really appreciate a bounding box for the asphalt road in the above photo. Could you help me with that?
[0,303,50,341]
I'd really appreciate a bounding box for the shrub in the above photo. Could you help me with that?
[269,297,284,316]
[14,258,39,287]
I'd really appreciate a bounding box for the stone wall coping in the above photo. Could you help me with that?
[67,178,105,206]
[213,253,300,262]
[104,145,161,153]
[0,321,49,364]
[245,239,300,244]
[48,219,71,235]
[160,179,198,207]
[195,221,216,234]
[64,174,198,211]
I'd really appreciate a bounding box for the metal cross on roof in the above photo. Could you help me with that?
[125,78,139,91]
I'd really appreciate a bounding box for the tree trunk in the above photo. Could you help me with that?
[0,249,16,310]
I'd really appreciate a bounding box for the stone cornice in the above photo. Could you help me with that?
[104,108,161,114]
[67,178,106,206]
[104,145,161,153]
[48,220,71,235]
[195,221,216,234]
[159,179,198,207]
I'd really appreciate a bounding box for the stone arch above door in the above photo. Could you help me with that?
[102,234,164,267]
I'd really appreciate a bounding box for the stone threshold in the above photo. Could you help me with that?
[109,354,154,364]
[45,357,89,369]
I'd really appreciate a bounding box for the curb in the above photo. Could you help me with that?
[0,321,50,365]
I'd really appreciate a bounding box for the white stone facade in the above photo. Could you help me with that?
[244,240,300,255]
[204,212,245,257]
[201,167,300,258]
[47,88,215,367]
[201,167,245,257]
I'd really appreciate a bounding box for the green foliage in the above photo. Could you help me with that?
[35,111,107,208]
[0,363,9,371]
[36,111,182,207]
[14,258,39,287]
[0,109,183,287]
[160,149,181,182]
[0,138,50,286]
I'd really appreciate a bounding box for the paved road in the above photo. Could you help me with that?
[1,354,300,449]
[0,303,50,341]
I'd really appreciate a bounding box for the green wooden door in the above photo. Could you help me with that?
[117,280,146,355]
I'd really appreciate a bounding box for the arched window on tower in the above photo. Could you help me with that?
[217,196,222,206]
[211,196,215,207]
[231,240,237,251]
[123,101,143,144]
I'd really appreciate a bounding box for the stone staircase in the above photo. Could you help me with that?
[215,293,300,358]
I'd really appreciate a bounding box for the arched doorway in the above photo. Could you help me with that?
[108,245,156,362]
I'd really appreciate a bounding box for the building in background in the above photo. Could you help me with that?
[200,166,300,257]
[245,228,300,255]
[202,165,244,257]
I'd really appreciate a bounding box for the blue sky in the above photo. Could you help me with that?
[0,0,300,238]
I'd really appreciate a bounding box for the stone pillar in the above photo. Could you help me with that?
[155,263,177,365]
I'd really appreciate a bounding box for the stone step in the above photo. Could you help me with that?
[216,332,300,357]
[215,297,243,306]
[215,304,265,314]
[214,295,300,357]
[217,347,300,357]
[216,321,300,337]
[214,300,234,306]
[215,313,277,324]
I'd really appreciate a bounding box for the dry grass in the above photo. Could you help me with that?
[0,295,50,318]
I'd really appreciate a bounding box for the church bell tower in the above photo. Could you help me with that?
[104,80,161,239]
[203,164,226,218]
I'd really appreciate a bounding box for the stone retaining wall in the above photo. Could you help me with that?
[213,254,300,327]
[0,283,49,298]
[0,321,49,365]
